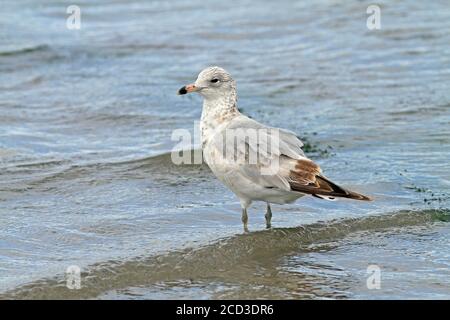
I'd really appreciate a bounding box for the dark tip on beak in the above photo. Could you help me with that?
[178,86,187,95]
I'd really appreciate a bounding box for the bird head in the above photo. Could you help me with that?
[178,66,236,101]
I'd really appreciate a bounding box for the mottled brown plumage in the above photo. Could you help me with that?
[289,159,372,201]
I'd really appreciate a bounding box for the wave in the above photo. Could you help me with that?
[2,149,200,171]
[1,209,448,299]
[0,150,207,197]
[0,44,50,57]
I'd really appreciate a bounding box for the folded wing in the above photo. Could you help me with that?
[210,115,371,201]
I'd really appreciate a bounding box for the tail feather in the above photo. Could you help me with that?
[319,176,372,201]
[290,175,372,201]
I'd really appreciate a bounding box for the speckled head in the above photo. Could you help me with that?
[178,66,236,101]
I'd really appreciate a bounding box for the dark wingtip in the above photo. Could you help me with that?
[178,86,187,95]
[346,190,373,201]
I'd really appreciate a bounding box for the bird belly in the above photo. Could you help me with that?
[222,172,303,204]
[204,148,303,204]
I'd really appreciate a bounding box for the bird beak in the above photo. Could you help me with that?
[178,83,198,95]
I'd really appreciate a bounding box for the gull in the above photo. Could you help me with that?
[178,66,371,232]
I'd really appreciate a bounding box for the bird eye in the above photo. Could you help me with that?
[210,78,219,83]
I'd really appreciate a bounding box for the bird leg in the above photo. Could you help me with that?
[265,203,272,229]
[241,208,249,233]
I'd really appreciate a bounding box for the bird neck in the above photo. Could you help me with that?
[201,94,238,120]
[200,92,239,145]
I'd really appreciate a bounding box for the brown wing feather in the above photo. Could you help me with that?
[288,159,372,201]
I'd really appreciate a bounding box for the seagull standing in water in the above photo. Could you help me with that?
[178,66,371,232]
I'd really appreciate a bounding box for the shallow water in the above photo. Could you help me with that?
[1,0,450,299]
